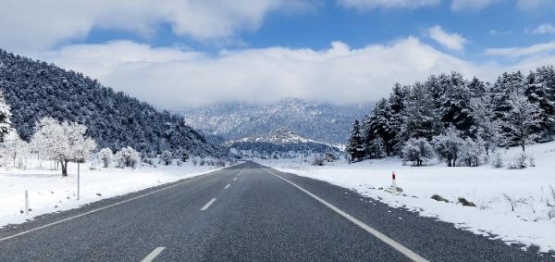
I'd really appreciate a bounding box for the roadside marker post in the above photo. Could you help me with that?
[392,171,397,194]
[24,190,29,215]
[77,163,80,200]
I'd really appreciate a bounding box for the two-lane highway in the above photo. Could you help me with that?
[0,162,551,261]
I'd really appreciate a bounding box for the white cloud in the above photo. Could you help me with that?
[450,0,501,11]
[531,23,555,34]
[516,0,555,10]
[485,41,555,57]
[0,0,309,52]
[25,37,533,109]
[489,29,513,36]
[27,37,555,109]
[428,25,468,51]
[337,0,440,10]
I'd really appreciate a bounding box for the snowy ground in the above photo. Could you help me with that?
[0,161,221,228]
[260,142,555,254]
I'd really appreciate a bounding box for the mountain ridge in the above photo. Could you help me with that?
[178,98,371,146]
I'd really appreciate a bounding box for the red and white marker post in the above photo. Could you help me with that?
[392,171,397,193]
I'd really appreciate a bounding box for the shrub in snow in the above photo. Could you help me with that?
[459,138,485,167]
[402,138,434,166]
[181,152,189,162]
[192,158,198,166]
[0,133,30,169]
[98,148,113,168]
[114,146,140,169]
[311,154,326,166]
[160,150,173,166]
[215,159,226,167]
[528,155,535,167]
[549,208,555,220]
[492,152,504,168]
[508,153,528,170]
[432,129,464,167]
[199,158,206,166]
[324,152,339,162]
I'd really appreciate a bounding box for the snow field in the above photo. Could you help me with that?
[262,142,555,254]
[0,161,221,228]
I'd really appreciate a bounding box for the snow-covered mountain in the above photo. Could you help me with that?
[225,129,324,146]
[226,129,340,155]
[178,98,371,146]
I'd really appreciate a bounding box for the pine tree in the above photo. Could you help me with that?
[364,98,395,156]
[397,82,443,144]
[0,90,12,143]
[440,72,474,137]
[525,67,555,140]
[500,93,543,152]
[470,88,501,155]
[346,119,365,162]
[387,84,410,154]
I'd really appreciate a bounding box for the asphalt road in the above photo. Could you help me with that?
[0,161,552,261]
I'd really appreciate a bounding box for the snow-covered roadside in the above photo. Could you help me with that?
[261,142,555,254]
[0,162,221,228]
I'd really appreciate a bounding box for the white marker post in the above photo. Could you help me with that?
[392,171,397,194]
[24,190,29,215]
[77,163,80,200]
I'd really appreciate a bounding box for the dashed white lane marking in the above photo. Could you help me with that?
[224,184,231,190]
[141,247,165,262]
[263,167,429,262]
[0,171,220,243]
[233,177,237,181]
[201,198,217,211]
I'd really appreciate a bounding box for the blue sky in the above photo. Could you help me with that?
[1,0,555,108]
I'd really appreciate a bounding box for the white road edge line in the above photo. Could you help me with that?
[141,247,165,262]
[201,198,217,211]
[224,184,231,190]
[263,167,429,262]
[0,170,221,243]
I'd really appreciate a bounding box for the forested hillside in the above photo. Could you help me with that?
[226,129,340,156]
[0,49,221,157]
[348,66,555,166]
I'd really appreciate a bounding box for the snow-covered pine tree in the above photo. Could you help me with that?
[500,92,543,152]
[0,90,12,143]
[467,76,488,99]
[364,98,395,156]
[367,135,387,159]
[397,82,443,144]
[492,71,525,120]
[346,119,365,162]
[469,88,502,155]
[387,83,410,154]
[439,72,474,137]
[525,67,555,140]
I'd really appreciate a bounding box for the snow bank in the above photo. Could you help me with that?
[262,142,555,254]
[0,162,219,228]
